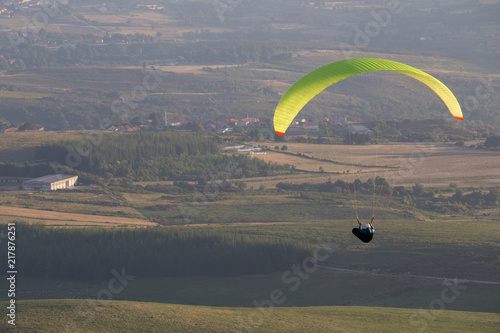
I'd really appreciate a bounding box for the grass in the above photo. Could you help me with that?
[0,91,51,99]
[12,265,500,312]
[4,218,499,313]
[0,67,149,92]
[1,300,499,332]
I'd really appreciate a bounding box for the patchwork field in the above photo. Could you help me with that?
[249,142,500,188]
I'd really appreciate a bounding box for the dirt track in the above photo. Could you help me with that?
[319,265,500,285]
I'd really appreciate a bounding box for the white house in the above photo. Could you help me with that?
[350,124,373,135]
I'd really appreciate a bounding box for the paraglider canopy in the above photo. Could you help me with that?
[274,58,463,136]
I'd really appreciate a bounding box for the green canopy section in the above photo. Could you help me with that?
[274,58,463,135]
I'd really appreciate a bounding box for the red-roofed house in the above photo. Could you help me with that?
[205,124,216,133]
[237,118,257,127]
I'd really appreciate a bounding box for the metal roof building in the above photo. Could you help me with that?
[22,174,78,191]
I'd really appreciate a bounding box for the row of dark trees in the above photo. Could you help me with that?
[277,177,392,197]
[276,178,500,213]
[1,223,311,281]
[0,40,301,70]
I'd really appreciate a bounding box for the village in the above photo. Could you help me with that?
[1,112,364,139]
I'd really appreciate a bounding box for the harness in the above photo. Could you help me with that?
[353,228,373,243]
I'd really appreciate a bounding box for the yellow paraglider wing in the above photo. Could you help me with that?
[274,58,463,135]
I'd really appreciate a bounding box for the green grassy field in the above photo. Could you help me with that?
[4,218,499,314]
[1,300,498,333]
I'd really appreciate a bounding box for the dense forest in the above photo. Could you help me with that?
[31,131,291,182]
[2,223,312,281]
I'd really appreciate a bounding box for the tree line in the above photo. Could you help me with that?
[277,177,392,197]
[1,223,312,281]
[276,178,499,214]
[0,40,301,70]
[395,184,500,214]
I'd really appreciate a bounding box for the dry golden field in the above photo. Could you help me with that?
[0,206,155,227]
[249,142,500,189]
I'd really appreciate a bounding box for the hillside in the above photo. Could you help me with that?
[1,300,499,333]
[0,53,498,130]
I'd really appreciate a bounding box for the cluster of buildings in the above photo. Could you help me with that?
[0,174,78,191]
[135,3,164,11]
[0,0,45,15]
[282,119,320,139]
[0,6,12,18]
[3,113,351,137]
[201,116,348,137]
[105,114,272,134]
[202,117,271,133]
[95,2,165,13]
[105,116,190,133]
[280,117,348,138]
[105,124,146,132]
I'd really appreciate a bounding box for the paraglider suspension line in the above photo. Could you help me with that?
[346,180,359,219]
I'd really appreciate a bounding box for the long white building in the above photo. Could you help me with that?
[22,174,78,191]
